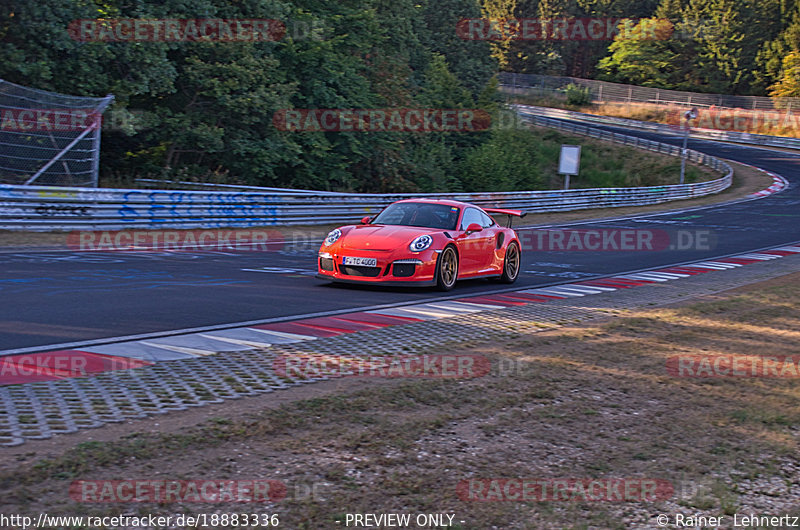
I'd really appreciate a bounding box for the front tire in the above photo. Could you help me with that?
[436,246,458,291]
[500,242,520,284]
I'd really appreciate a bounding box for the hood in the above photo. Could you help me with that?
[340,224,437,251]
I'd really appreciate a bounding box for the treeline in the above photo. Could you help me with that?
[2,1,791,191]
[1,0,546,192]
[486,0,800,97]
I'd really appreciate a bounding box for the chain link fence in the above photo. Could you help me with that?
[500,73,800,111]
[0,79,113,187]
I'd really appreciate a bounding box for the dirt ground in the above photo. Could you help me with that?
[0,160,774,252]
[1,269,799,529]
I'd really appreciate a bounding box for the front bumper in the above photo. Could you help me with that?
[315,274,437,287]
[317,249,440,285]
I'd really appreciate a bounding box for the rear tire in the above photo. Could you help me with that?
[436,246,458,291]
[500,242,520,284]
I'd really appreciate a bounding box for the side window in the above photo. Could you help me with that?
[459,208,483,230]
[478,211,495,228]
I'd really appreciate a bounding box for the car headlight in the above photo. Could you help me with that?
[323,229,342,246]
[409,234,433,252]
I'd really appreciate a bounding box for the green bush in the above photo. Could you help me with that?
[458,128,545,192]
[565,84,592,106]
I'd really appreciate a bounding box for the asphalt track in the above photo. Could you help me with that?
[2,121,799,354]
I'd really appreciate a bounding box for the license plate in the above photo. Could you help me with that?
[342,256,377,267]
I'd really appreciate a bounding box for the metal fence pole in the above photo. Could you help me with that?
[92,95,114,188]
[90,118,102,188]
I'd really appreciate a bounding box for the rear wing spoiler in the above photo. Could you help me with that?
[484,208,528,228]
[484,208,526,218]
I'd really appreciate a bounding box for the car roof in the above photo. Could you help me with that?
[393,198,472,209]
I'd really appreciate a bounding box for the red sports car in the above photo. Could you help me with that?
[316,199,525,291]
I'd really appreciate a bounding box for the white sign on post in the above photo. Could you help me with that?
[559,144,581,190]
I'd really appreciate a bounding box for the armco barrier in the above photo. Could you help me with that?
[0,112,733,231]
[512,101,800,150]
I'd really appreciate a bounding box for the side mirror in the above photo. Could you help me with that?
[465,223,483,234]
[360,216,371,225]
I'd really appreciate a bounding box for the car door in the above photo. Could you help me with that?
[476,209,503,272]
[455,207,495,274]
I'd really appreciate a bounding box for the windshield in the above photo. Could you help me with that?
[371,202,460,230]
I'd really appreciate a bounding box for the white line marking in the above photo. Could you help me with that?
[542,286,608,294]
[139,342,217,357]
[735,254,780,260]
[637,272,690,279]
[248,329,316,341]
[616,274,671,282]
[527,288,586,298]
[569,285,617,292]
[518,288,566,295]
[701,261,743,268]
[392,306,464,318]
[425,302,487,313]
[371,308,444,319]
[199,334,274,349]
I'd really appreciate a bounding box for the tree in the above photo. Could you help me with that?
[760,1,800,95]
[598,18,685,87]
[769,52,800,96]
[0,0,177,102]
[481,0,518,70]
[599,0,784,94]
[421,0,497,98]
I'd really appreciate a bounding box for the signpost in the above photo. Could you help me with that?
[680,108,698,184]
[559,144,581,190]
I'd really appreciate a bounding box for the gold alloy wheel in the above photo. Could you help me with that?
[502,242,520,283]
[438,247,458,290]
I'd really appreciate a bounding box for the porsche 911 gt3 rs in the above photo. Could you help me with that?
[316,199,525,291]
